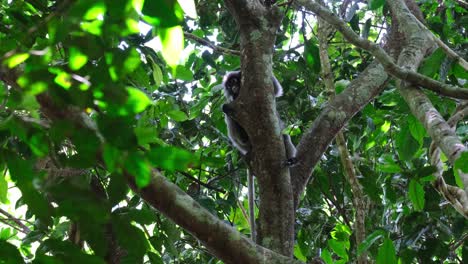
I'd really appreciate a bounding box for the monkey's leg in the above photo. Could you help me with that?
[247,169,256,242]
[283,134,298,167]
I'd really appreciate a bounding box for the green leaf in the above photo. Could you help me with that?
[419,48,446,77]
[293,243,307,261]
[409,179,425,211]
[408,115,425,145]
[0,240,23,263]
[6,155,52,226]
[103,144,121,172]
[83,1,106,20]
[368,0,386,10]
[328,239,348,259]
[135,126,159,146]
[304,41,321,74]
[147,252,163,264]
[159,26,184,67]
[321,248,333,264]
[377,238,397,264]
[454,152,468,188]
[142,0,183,27]
[358,229,386,255]
[335,80,350,94]
[4,53,29,68]
[0,174,7,203]
[113,216,148,258]
[396,124,420,161]
[108,173,129,206]
[151,62,163,88]
[69,47,88,71]
[124,152,151,188]
[147,146,195,172]
[175,65,193,81]
[120,87,152,115]
[38,239,105,264]
[167,109,188,122]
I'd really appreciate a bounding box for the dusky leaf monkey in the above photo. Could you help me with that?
[222,70,297,242]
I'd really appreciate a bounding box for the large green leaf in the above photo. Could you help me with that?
[377,238,397,264]
[408,179,425,211]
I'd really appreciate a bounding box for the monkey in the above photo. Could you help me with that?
[222,70,296,160]
[222,70,297,242]
[222,70,285,155]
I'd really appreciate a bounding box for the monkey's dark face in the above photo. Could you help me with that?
[226,77,241,98]
[223,71,242,101]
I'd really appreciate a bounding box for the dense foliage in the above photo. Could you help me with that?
[0,0,466,263]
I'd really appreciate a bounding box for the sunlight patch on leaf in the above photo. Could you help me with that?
[159,26,184,67]
[54,72,72,90]
[83,2,106,20]
[5,53,29,68]
[69,47,88,71]
[380,120,390,133]
[80,20,103,35]
[126,18,140,34]
[117,87,152,116]
[131,0,144,13]
[177,0,197,18]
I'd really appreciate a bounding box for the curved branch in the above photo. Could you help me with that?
[184,32,240,56]
[125,170,303,264]
[295,0,468,100]
[291,60,390,206]
[386,0,468,217]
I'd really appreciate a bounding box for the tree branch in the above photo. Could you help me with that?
[295,0,468,100]
[125,170,304,264]
[317,9,368,263]
[291,60,390,207]
[0,208,31,234]
[184,32,240,56]
[385,0,468,217]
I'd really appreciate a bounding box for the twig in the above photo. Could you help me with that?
[184,32,241,56]
[178,171,224,193]
[0,208,31,233]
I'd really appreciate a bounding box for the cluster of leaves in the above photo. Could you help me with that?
[0,0,466,263]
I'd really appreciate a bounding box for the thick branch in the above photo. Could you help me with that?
[386,0,468,216]
[295,0,468,100]
[126,171,303,264]
[291,60,390,207]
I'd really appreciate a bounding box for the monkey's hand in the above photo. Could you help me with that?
[284,157,298,167]
[222,103,234,114]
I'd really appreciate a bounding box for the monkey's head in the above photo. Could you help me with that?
[223,71,242,101]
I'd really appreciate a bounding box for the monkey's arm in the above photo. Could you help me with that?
[223,103,251,155]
